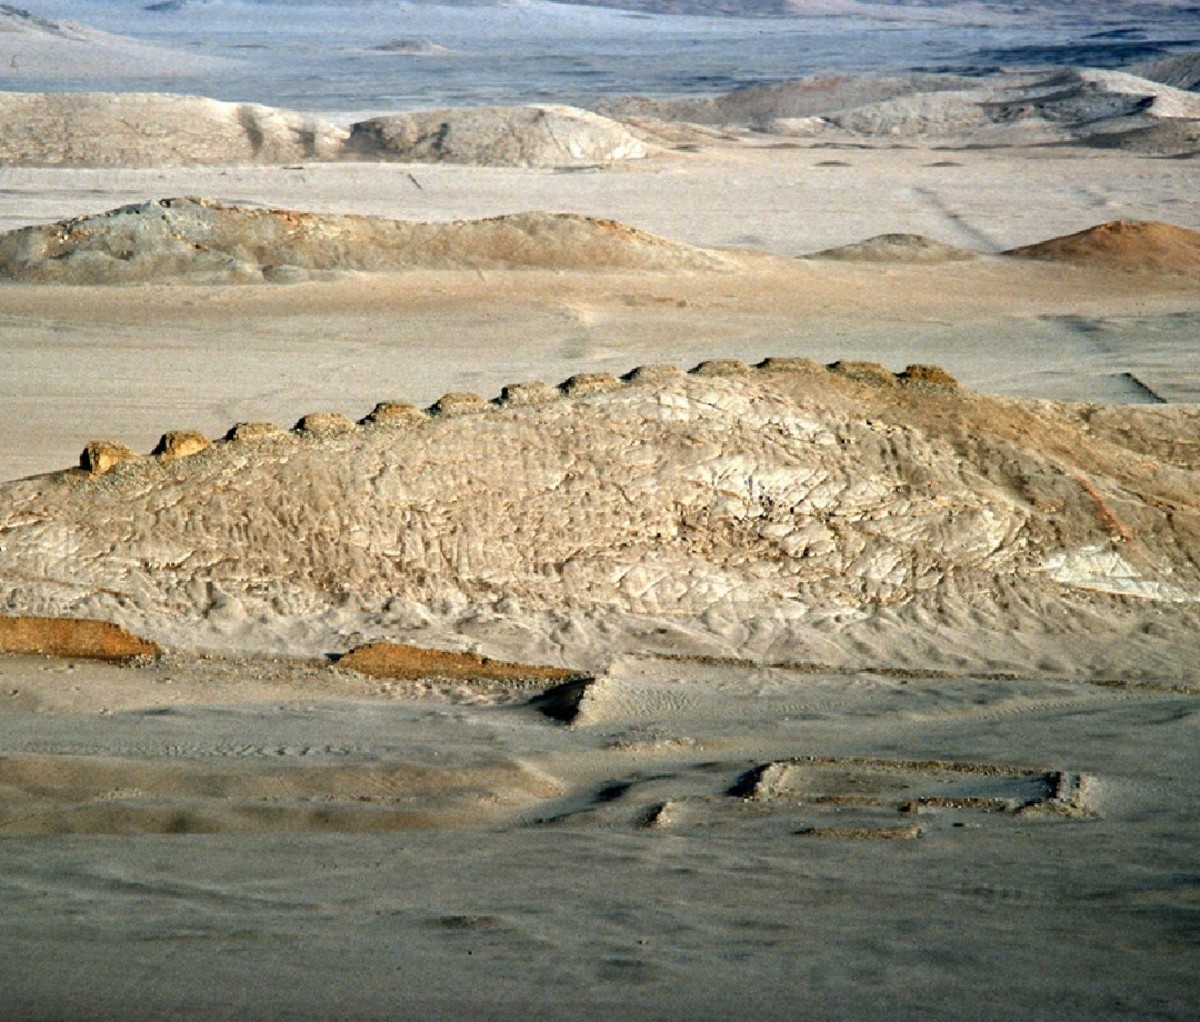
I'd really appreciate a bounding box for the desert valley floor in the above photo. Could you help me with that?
[1,3,1199,1019]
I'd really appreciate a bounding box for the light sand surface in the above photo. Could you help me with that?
[1,650,1197,1020]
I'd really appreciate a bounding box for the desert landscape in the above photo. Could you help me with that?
[1,2,1198,1020]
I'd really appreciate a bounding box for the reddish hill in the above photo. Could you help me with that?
[1005,220,1200,274]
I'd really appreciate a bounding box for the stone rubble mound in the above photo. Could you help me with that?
[804,233,977,263]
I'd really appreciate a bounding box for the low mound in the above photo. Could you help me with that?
[0,616,160,660]
[1004,220,1200,274]
[0,198,737,284]
[0,751,557,834]
[336,642,581,684]
[734,757,1093,817]
[346,105,647,168]
[1,361,1198,674]
[804,233,977,263]
[0,92,346,167]
[370,39,457,56]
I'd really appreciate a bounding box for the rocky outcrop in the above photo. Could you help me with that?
[594,73,975,129]
[643,67,1200,146]
[346,104,647,167]
[2,359,1198,673]
[819,69,1200,145]
[1130,50,1200,92]
[0,93,646,169]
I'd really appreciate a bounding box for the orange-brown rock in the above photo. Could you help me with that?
[0,616,160,660]
[335,642,582,683]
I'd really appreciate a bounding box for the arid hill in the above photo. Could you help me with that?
[804,234,977,263]
[0,92,346,166]
[1005,220,1200,274]
[0,93,643,169]
[0,198,738,284]
[346,105,647,167]
[594,73,975,129]
[2,360,1197,674]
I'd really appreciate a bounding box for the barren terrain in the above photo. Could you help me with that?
[1,8,1199,1019]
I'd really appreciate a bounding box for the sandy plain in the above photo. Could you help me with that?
[2,11,1200,1020]
[2,133,1198,1021]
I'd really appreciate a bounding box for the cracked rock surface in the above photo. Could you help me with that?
[2,365,1197,674]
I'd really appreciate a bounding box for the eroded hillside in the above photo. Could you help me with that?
[1,360,1197,673]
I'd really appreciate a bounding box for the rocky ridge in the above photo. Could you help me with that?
[1,358,1197,675]
[599,67,1200,152]
[0,92,649,169]
[0,198,739,283]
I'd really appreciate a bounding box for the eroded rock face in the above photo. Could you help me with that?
[2,363,1198,668]
[0,198,738,284]
[346,105,647,168]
